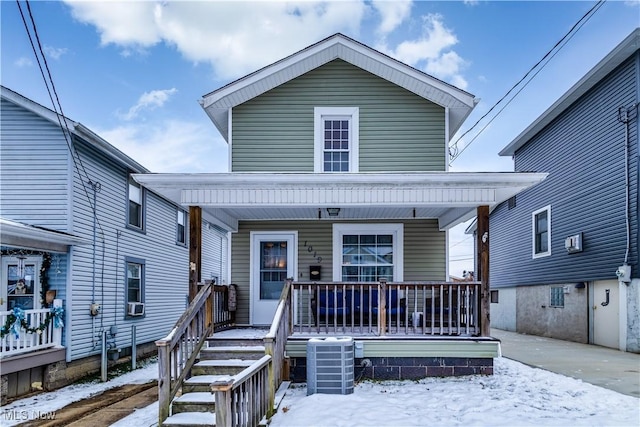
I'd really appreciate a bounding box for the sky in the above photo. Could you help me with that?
[2,0,640,277]
[1,356,638,426]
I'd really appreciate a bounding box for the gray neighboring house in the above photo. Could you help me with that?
[488,28,640,353]
[0,86,229,402]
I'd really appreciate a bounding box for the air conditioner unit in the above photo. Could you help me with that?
[127,302,145,316]
[307,336,354,395]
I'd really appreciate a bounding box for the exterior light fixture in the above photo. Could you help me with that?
[326,208,341,217]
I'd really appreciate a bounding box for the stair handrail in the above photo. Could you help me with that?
[264,278,292,419]
[156,281,214,426]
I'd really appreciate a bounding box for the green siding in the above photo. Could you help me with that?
[230,219,445,324]
[232,59,445,172]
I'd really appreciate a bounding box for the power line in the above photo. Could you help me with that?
[448,0,606,164]
[17,0,104,235]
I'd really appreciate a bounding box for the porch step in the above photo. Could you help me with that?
[192,359,255,376]
[183,374,233,393]
[171,392,216,414]
[199,345,265,361]
[206,336,266,348]
[163,411,216,426]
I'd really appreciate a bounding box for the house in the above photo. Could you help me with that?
[488,28,640,353]
[135,33,547,381]
[0,85,229,402]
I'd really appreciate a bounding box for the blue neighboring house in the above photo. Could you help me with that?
[0,86,229,402]
[488,28,640,353]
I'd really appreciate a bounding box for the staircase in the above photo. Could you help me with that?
[162,335,267,426]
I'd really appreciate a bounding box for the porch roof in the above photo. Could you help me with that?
[133,172,547,232]
[0,217,90,253]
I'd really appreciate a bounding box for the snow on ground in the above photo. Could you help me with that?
[3,355,637,427]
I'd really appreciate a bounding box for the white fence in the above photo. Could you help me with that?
[0,301,63,358]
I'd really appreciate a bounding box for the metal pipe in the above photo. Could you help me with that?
[131,325,137,370]
[101,330,107,382]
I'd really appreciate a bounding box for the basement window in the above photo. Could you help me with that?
[550,286,564,308]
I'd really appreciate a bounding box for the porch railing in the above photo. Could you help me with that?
[0,303,63,358]
[156,282,215,425]
[291,280,481,336]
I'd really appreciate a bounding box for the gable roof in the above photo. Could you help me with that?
[0,85,149,173]
[201,33,478,142]
[499,28,640,157]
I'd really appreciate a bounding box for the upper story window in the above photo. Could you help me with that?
[532,205,551,258]
[127,176,145,231]
[314,107,359,173]
[176,209,186,245]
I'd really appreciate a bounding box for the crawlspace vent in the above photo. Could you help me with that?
[307,336,354,395]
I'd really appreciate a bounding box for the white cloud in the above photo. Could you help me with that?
[43,45,68,60]
[15,57,33,67]
[119,88,178,121]
[376,14,468,89]
[96,119,227,173]
[371,0,412,35]
[64,1,367,80]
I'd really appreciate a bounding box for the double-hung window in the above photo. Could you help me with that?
[176,209,186,245]
[332,224,403,282]
[532,205,551,258]
[314,107,359,173]
[125,257,145,316]
[128,176,144,230]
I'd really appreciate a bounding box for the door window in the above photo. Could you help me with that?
[3,257,40,311]
[259,241,288,300]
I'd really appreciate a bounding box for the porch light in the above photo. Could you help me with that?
[326,208,340,217]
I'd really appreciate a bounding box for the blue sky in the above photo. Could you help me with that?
[2,0,639,276]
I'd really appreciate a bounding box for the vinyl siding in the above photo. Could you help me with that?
[202,222,228,284]
[490,54,639,287]
[230,219,444,324]
[69,140,189,360]
[0,98,70,230]
[232,59,445,172]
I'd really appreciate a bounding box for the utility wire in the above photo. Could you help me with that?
[17,0,105,235]
[448,0,606,164]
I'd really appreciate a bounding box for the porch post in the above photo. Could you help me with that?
[189,206,202,301]
[476,205,490,337]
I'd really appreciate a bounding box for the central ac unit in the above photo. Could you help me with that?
[127,302,145,316]
[307,336,354,395]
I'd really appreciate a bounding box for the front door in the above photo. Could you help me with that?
[1,256,41,312]
[251,232,297,325]
[593,280,620,349]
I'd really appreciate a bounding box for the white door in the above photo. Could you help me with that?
[593,280,619,349]
[1,256,41,312]
[251,232,297,325]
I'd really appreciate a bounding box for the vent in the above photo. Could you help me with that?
[307,336,354,395]
[127,302,145,316]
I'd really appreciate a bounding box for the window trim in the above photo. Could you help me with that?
[124,256,145,318]
[176,209,187,246]
[126,175,146,232]
[332,223,403,281]
[314,107,359,173]
[532,205,551,258]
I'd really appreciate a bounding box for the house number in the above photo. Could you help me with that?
[303,241,322,263]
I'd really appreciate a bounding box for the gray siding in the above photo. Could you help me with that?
[0,98,70,230]
[230,219,444,324]
[232,59,445,172]
[69,140,189,360]
[202,222,228,284]
[491,54,640,287]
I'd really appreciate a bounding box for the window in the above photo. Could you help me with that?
[490,290,499,304]
[532,205,551,258]
[508,196,516,210]
[332,224,403,281]
[550,286,564,308]
[125,257,145,315]
[314,107,359,173]
[127,176,145,230]
[176,209,186,245]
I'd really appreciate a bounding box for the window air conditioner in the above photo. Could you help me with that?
[127,302,145,316]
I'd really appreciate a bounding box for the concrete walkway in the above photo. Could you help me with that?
[491,328,640,398]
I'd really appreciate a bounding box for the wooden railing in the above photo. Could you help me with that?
[291,280,481,337]
[211,355,272,427]
[212,284,235,331]
[156,282,215,425]
[0,303,63,358]
[263,278,291,418]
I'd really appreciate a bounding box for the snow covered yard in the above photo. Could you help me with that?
[1,357,638,427]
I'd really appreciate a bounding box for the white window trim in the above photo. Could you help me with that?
[532,205,551,259]
[314,107,359,173]
[332,223,403,281]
